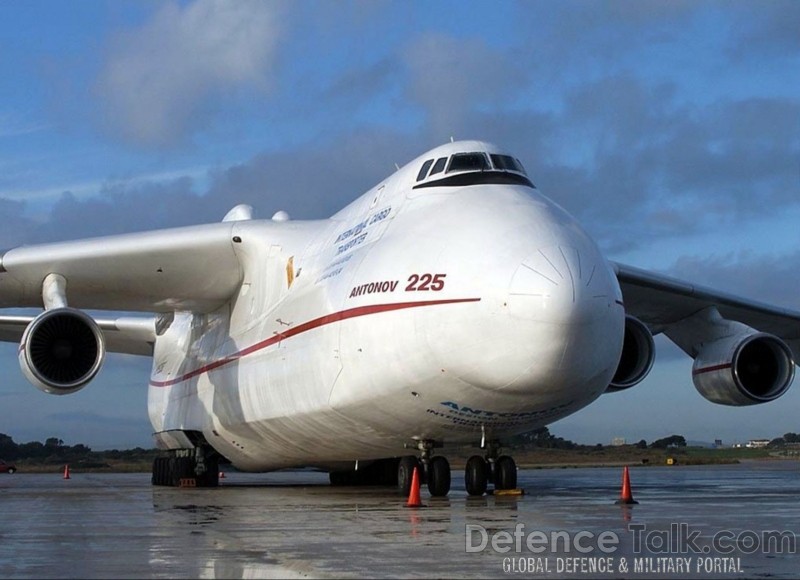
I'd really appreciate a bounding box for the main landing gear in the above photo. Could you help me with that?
[397,440,451,497]
[397,439,518,497]
[464,452,517,496]
[152,447,220,487]
[396,454,452,497]
[331,440,518,498]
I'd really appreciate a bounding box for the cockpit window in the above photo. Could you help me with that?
[429,157,447,176]
[447,152,490,174]
[490,154,527,175]
[412,149,535,190]
[416,159,434,182]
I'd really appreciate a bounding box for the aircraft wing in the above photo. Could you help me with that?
[0,315,156,356]
[614,262,800,357]
[0,223,242,313]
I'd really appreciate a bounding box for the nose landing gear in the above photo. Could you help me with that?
[398,439,518,497]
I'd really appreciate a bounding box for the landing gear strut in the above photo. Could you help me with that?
[152,447,219,487]
[464,440,517,497]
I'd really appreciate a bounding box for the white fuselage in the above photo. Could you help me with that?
[147,142,625,471]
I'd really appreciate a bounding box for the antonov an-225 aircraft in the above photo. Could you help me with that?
[1,140,798,496]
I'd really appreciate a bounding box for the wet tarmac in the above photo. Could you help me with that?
[0,461,798,578]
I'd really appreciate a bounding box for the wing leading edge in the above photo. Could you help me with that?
[0,222,243,313]
[614,262,800,358]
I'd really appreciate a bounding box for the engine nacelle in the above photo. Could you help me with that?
[606,316,655,392]
[19,308,105,395]
[693,332,795,406]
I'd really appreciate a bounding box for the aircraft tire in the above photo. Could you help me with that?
[196,456,219,487]
[427,456,451,497]
[397,455,420,496]
[152,457,164,486]
[495,455,517,490]
[168,457,180,486]
[465,455,488,496]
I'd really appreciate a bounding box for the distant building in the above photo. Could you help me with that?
[714,439,723,448]
[611,437,626,447]
[746,439,770,448]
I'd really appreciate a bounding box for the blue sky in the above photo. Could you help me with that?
[1,0,799,449]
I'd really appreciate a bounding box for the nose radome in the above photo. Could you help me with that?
[508,244,616,322]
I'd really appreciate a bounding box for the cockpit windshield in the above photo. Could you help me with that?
[413,149,534,189]
[490,154,527,175]
[447,152,491,173]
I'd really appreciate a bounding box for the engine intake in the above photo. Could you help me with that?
[693,333,795,406]
[606,316,655,392]
[19,308,105,395]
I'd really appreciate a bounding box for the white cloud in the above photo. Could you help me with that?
[94,0,281,147]
[0,111,49,139]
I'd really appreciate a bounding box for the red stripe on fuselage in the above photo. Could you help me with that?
[149,297,481,387]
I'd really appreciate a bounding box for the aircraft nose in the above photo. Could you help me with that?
[493,241,625,398]
[508,244,618,324]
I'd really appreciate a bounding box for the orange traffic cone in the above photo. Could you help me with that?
[615,466,638,505]
[63,464,71,480]
[405,466,424,508]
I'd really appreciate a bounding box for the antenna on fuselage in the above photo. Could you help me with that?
[450,136,454,143]
[394,163,400,171]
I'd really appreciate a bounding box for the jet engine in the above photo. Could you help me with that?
[19,308,105,395]
[606,316,655,392]
[692,332,795,406]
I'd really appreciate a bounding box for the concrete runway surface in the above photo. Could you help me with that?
[0,461,798,578]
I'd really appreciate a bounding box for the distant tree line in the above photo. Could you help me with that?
[509,430,689,450]
[648,434,687,449]
[508,427,581,449]
[767,433,800,448]
[0,433,156,464]
[511,430,800,451]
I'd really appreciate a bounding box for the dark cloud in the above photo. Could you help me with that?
[517,82,799,253]
[728,0,800,58]
[0,198,37,247]
[323,58,397,107]
[205,129,424,221]
[668,251,800,311]
[29,178,217,243]
[510,1,696,85]
[14,130,427,246]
